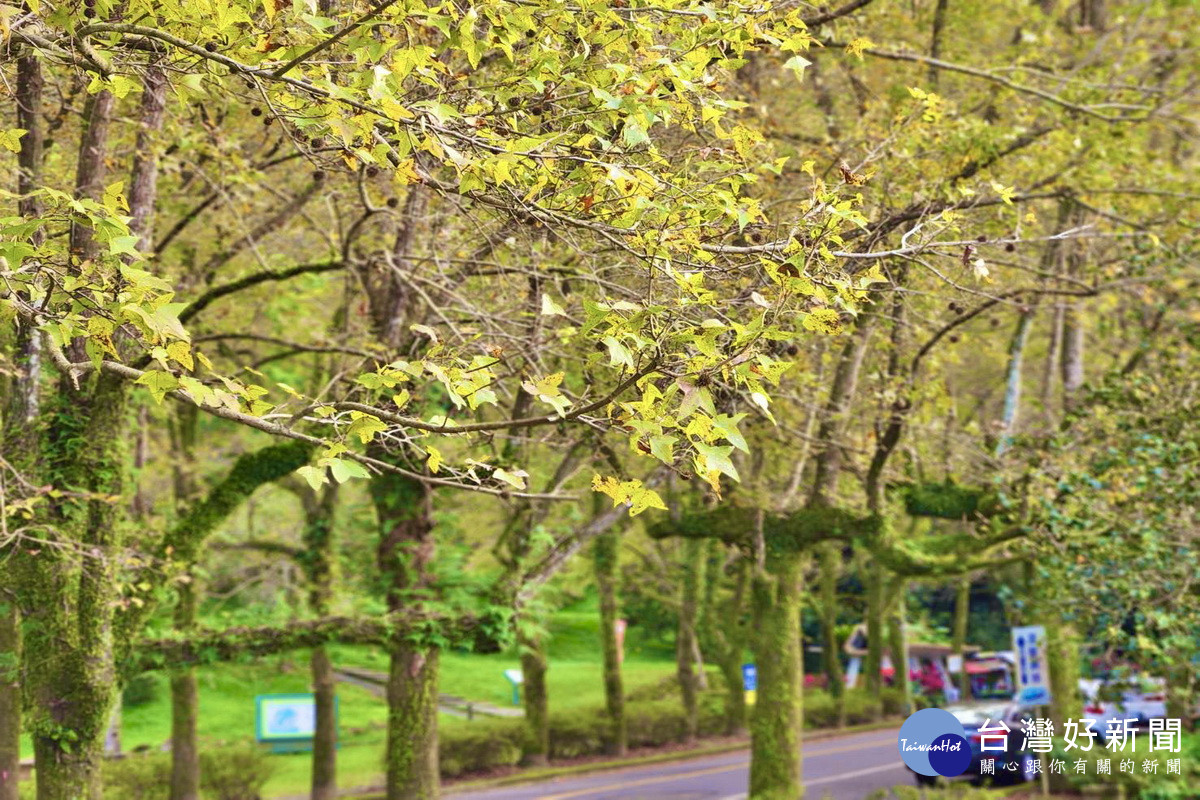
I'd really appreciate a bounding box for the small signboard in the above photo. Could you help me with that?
[255,694,337,753]
[742,663,757,705]
[504,669,523,706]
[1011,625,1052,705]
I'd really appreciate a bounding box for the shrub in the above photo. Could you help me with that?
[879,687,905,716]
[547,710,609,758]
[625,699,688,746]
[864,785,997,800]
[439,718,524,778]
[103,753,171,800]
[804,689,837,729]
[121,672,162,708]
[843,689,883,724]
[624,674,679,703]
[435,682,891,780]
[199,744,275,800]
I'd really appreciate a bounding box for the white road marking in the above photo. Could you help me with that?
[716,760,909,799]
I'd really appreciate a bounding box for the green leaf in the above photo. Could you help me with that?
[347,414,388,444]
[0,129,27,153]
[493,467,529,490]
[540,294,567,316]
[329,458,371,484]
[297,465,328,491]
[134,370,179,404]
[426,445,443,474]
[783,55,811,80]
[695,443,739,482]
[602,336,634,369]
[108,235,141,258]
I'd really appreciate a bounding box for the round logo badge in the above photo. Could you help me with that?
[898,708,971,777]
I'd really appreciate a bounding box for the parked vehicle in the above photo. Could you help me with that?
[912,702,1044,787]
[1080,672,1167,726]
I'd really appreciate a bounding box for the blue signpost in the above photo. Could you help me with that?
[1012,625,1052,705]
[742,663,757,705]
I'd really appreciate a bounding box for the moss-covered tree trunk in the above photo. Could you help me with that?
[169,582,200,800]
[886,580,912,716]
[168,407,201,800]
[863,562,885,710]
[748,551,803,800]
[518,630,550,765]
[371,466,440,800]
[952,578,971,702]
[677,538,706,743]
[705,553,748,736]
[310,646,338,799]
[1166,661,1195,733]
[594,530,627,756]
[385,644,439,800]
[817,542,845,726]
[26,373,128,800]
[2,45,45,800]
[0,597,19,800]
[306,487,340,800]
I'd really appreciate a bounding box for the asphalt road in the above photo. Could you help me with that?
[447,726,915,800]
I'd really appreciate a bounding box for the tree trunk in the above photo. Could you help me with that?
[705,553,748,736]
[385,644,440,800]
[748,551,804,800]
[27,374,128,800]
[863,563,885,703]
[1165,661,1195,733]
[518,630,550,765]
[2,49,45,800]
[0,598,19,800]
[290,479,343,800]
[300,482,339,800]
[677,538,706,743]
[887,581,912,716]
[594,530,627,756]
[310,646,338,800]
[952,578,972,702]
[995,309,1034,455]
[169,583,200,800]
[928,0,950,88]
[818,542,845,726]
[169,668,199,800]
[168,405,201,800]
[371,467,440,800]
[717,655,747,737]
[32,737,103,800]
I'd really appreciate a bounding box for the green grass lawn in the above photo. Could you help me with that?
[20,603,684,797]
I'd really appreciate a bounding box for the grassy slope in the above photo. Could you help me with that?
[17,603,683,797]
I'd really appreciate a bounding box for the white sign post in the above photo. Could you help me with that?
[1011,625,1052,705]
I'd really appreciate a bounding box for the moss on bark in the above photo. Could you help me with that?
[310,645,338,800]
[952,578,971,702]
[817,542,845,726]
[24,373,129,800]
[677,538,706,743]
[518,631,550,765]
[385,644,440,800]
[594,530,627,756]
[747,551,804,800]
[370,460,440,799]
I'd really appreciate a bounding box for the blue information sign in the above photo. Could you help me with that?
[742,663,758,692]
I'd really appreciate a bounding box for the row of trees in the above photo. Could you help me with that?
[2,0,1197,798]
